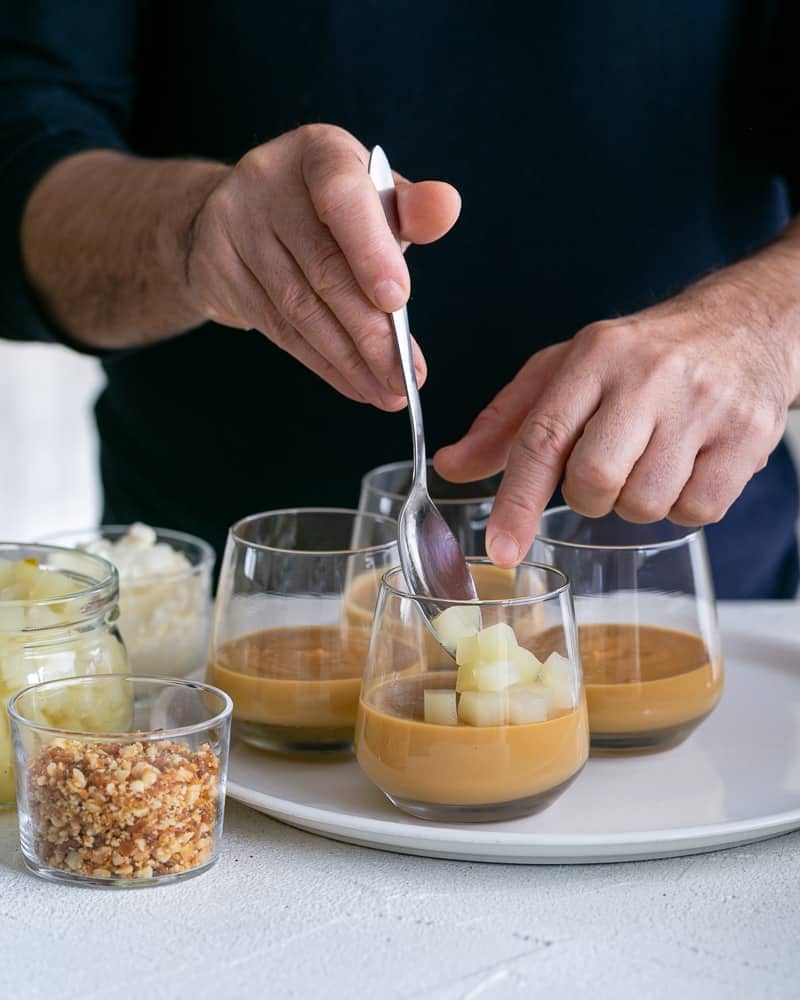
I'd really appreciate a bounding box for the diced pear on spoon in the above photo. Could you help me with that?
[431,605,480,650]
[423,689,458,726]
[458,690,508,727]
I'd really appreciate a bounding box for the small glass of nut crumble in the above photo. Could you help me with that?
[7,675,232,888]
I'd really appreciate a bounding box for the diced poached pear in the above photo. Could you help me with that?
[458,690,508,727]
[456,664,478,693]
[29,568,77,601]
[12,558,40,598]
[423,689,458,726]
[473,659,520,692]
[508,683,549,724]
[510,645,541,684]
[432,605,480,649]
[476,622,518,661]
[0,606,24,631]
[542,651,576,710]
[455,632,480,668]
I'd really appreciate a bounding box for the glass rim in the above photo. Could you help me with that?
[8,674,233,741]
[230,507,399,556]
[361,460,501,505]
[536,505,704,552]
[0,541,119,611]
[39,525,216,586]
[379,557,571,607]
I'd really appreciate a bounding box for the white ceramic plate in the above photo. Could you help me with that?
[227,618,800,863]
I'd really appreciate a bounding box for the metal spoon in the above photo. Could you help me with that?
[368,145,479,651]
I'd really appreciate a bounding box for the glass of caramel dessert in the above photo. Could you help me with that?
[207,509,401,755]
[532,508,724,755]
[355,559,589,822]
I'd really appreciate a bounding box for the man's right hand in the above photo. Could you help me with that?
[181,124,461,409]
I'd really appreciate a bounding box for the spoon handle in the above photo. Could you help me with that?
[368,145,427,489]
[391,306,427,487]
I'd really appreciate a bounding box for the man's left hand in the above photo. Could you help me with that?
[434,239,800,567]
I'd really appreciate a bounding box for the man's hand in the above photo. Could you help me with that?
[181,125,460,409]
[22,125,459,410]
[434,239,800,567]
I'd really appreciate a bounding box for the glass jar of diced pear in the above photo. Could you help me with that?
[0,544,127,807]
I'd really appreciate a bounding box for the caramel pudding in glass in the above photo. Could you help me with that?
[208,509,399,754]
[355,560,589,822]
[533,508,724,754]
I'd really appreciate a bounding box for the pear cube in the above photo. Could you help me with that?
[510,645,541,684]
[508,683,549,725]
[542,651,576,710]
[455,633,480,668]
[473,659,520,692]
[12,558,40,599]
[30,568,77,601]
[458,690,508,727]
[456,664,478,693]
[476,622,518,661]
[424,689,458,726]
[432,605,480,649]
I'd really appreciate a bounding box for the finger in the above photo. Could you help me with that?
[669,438,762,526]
[238,228,408,411]
[271,207,427,396]
[207,245,372,405]
[434,344,569,482]
[562,392,655,517]
[485,373,604,567]
[301,131,410,312]
[396,180,461,245]
[614,423,701,523]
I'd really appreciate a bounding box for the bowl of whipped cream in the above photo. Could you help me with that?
[42,524,215,678]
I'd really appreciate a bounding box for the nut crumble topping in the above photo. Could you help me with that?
[27,737,219,879]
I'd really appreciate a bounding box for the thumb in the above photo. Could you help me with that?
[434,343,568,482]
[396,180,461,246]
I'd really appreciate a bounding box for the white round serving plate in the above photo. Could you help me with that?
[227,623,800,864]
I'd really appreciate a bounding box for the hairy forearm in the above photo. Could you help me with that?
[21,150,229,348]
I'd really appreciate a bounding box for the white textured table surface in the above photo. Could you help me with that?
[2,603,799,1000]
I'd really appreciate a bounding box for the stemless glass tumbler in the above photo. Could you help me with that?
[208,509,399,754]
[355,559,589,822]
[532,508,723,755]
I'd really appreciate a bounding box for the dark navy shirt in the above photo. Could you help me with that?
[0,2,798,597]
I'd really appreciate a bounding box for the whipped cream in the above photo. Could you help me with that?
[81,524,211,678]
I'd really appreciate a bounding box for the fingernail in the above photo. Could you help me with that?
[374,279,405,312]
[488,532,520,567]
